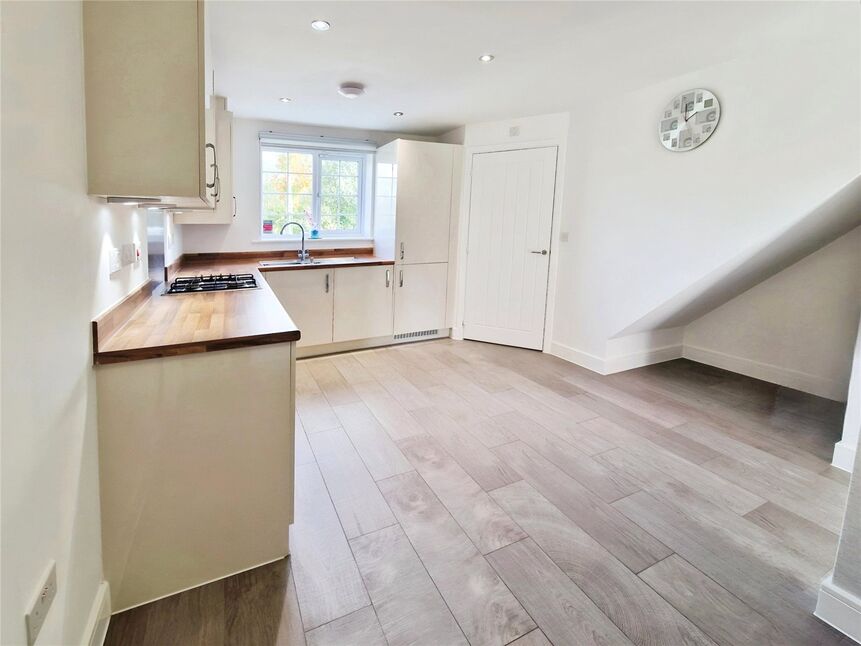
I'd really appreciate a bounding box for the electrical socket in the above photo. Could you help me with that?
[26,561,57,646]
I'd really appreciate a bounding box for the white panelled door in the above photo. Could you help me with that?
[463,146,557,350]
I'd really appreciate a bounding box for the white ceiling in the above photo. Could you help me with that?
[210,1,814,136]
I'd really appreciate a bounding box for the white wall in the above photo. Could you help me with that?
[684,227,861,402]
[181,118,437,254]
[1,3,154,644]
[550,3,860,368]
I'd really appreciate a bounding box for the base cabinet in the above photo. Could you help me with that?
[333,266,394,342]
[394,263,448,335]
[265,263,446,349]
[265,269,333,347]
[96,344,295,612]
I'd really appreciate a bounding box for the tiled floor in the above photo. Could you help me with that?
[105,339,852,646]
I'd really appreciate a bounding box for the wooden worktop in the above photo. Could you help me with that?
[92,251,393,364]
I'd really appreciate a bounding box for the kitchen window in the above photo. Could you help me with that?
[260,144,372,239]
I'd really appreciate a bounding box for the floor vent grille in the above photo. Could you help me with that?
[394,329,439,341]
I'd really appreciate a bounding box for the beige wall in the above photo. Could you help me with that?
[1,2,158,643]
[683,227,861,402]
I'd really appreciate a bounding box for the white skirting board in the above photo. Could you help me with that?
[816,573,861,644]
[683,345,848,402]
[833,439,858,473]
[84,582,111,646]
[548,341,683,375]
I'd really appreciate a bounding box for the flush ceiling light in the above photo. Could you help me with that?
[478,53,495,63]
[279,97,292,103]
[393,111,404,117]
[311,19,330,31]
[338,83,365,99]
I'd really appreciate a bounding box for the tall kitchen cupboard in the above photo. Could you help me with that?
[374,140,461,335]
[83,0,221,210]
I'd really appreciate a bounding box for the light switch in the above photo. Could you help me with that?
[109,248,121,275]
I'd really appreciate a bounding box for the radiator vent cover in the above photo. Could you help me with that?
[394,329,439,341]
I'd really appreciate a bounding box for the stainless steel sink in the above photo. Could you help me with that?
[311,256,359,265]
[259,256,360,268]
[258,259,308,267]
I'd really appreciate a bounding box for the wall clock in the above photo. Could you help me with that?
[659,89,720,151]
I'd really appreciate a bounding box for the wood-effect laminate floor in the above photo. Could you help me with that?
[105,339,854,646]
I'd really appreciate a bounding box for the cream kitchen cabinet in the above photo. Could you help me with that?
[174,96,235,224]
[394,263,448,335]
[333,266,394,342]
[83,0,219,209]
[265,269,333,348]
[374,139,459,265]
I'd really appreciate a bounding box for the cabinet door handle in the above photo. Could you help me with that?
[399,270,403,288]
[205,143,217,190]
[530,249,548,255]
[385,269,391,287]
[400,242,404,260]
[232,196,236,218]
[325,273,330,293]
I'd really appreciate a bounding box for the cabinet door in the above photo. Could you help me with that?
[175,97,234,224]
[393,263,448,335]
[395,142,454,264]
[83,0,207,202]
[264,269,333,347]
[333,266,394,342]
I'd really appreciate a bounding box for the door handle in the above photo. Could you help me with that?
[400,242,404,260]
[385,269,391,287]
[232,196,236,218]
[325,273,330,293]
[399,270,403,288]
[530,249,548,255]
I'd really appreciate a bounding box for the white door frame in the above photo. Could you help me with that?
[452,137,567,352]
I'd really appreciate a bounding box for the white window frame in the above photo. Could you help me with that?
[260,144,373,240]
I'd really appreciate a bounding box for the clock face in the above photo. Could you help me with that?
[659,89,720,151]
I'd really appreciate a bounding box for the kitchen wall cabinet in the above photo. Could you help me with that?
[374,140,458,265]
[174,96,235,224]
[333,266,394,342]
[83,0,218,209]
[265,269,333,347]
[394,263,448,335]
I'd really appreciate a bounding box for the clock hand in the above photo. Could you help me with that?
[685,109,699,122]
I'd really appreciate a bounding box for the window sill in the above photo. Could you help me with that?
[251,237,374,245]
